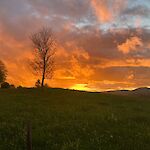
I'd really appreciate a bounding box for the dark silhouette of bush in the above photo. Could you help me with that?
[35,79,41,88]
[17,86,23,89]
[1,82,10,88]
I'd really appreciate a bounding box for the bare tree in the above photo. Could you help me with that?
[30,27,56,87]
[0,60,7,84]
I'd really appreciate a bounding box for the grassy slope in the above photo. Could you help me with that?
[0,88,150,150]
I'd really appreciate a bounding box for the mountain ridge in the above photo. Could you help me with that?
[105,87,150,97]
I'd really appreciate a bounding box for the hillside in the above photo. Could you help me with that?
[106,87,150,97]
[0,88,150,150]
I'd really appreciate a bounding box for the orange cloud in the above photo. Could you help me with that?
[86,80,136,91]
[91,0,127,23]
[94,58,150,68]
[55,45,94,81]
[118,36,143,54]
[91,0,112,22]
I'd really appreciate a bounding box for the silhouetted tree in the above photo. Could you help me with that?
[0,60,7,84]
[30,27,56,87]
[17,85,23,89]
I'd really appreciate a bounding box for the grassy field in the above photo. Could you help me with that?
[0,88,150,150]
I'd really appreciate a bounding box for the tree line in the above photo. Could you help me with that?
[0,27,56,88]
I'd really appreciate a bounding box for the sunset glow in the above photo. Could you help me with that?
[71,84,91,91]
[0,0,150,91]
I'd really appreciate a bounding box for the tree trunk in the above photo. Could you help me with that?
[41,74,45,87]
[41,58,46,87]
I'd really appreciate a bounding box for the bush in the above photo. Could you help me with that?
[17,86,23,89]
[1,82,10,88]
[35,79,41,88]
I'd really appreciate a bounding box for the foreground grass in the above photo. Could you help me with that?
[0,88,150,150]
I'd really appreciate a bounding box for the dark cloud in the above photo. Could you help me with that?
[28,0,91,19]
[123,5,150,17]
[58,27,150,60]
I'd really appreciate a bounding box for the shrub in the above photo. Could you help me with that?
[1,82,10,88]
[17,86,23,89]
[35,79,41,88]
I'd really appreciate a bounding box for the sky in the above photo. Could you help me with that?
[0,0,150,91]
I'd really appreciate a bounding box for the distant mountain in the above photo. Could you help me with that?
[106,87,150,97]
[132,87,150,96]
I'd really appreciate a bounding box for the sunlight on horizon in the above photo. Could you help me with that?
[70,84,91,91]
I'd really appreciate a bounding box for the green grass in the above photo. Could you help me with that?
[0,88,150,150]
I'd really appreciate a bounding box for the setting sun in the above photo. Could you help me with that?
[70,84,90,91]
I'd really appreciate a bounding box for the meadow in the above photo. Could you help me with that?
[0,88,150,150]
